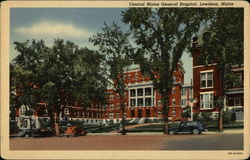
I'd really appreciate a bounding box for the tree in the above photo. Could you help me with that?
[122,8,211,134]
[89,22,133,135]
[198,8,243,132]
[181,107,191,119]
[12,39,107,136]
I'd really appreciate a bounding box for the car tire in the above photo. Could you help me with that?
[192,129,199,135]
[169,130,175,135]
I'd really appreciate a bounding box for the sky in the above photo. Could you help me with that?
[10,8,193,84]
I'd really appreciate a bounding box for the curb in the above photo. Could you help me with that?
[87,130,243,136]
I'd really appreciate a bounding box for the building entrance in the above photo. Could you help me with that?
[138,110,142,118]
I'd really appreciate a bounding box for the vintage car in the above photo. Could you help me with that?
[17,128,54,137]
[169,121,207,135]
[63,126,87,137]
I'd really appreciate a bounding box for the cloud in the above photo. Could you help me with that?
[16,20,91,38]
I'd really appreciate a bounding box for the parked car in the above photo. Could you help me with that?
[63,126,87,137]
[17,128,54,137]
[169,121,206,135]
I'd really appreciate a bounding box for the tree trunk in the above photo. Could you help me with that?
[162,94,169,135]
[121,114,126,135]
[218,108,223,132]
[54,112,60,136]
[121,100,126,135]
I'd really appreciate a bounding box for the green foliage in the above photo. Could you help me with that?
[223,110,234,123]
[11,39,107,134]
[201,112,212,121]
[193,112,199,121]
[181,107,191,119]
[200,8,243,88]
[89,22,134,135]
[122,8,211,133]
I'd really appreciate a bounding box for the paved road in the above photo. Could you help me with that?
[162,134,243,150]
[10,133,243,150]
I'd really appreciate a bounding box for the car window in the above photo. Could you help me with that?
[180,123,187,127]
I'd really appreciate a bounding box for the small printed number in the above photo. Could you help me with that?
[228,152,243,155]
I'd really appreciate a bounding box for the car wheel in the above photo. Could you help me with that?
[169,130,175,135]
[192,129,199,135]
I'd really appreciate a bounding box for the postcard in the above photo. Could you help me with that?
[1,0,249,159]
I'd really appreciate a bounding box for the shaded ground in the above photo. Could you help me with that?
[10,133,243,150]
[163,134,243,150]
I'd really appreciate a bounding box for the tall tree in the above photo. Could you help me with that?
[12,39,107,136]
[89,22,133,135]
[198,8,243,132]
[122,8,211,134]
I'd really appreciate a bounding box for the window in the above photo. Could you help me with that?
[200,93,214,109]
[137,88,143,96]
[145,88,152,96]
[181,99,187,106]
[172,98,176,105]
[135,72,138,81]
[64,108,69,115]
[172,86,176,94]
[130,110,135,117]
[201,71,213,88]
[109,113,114,118]
[107,93,114,100]
[116,93,120,99]
[157,99,162,106]
[234,98,241,106]
[130,89,136,97]
[129,87,154,107]
[158,110,162,117]
[190,89,193,98]
[116,112,120,118]
[172,110,176,116]
[130,99,136,107]
[181,89,186,96]
[145,98,152,106]
[137,98,143,106]
[110,104,114,110]
[173,76,176,82]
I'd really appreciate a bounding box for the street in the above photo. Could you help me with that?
[10,133,243,150]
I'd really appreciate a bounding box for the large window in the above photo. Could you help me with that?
[137,98,143,106]
[181,89,186,96]
[145,98,152,106]
[137,88,143,96]
[130,99,136,107]
[129,87,154,107]
[181,99,187,106]
[200,93,214,109]
[234,97,242,106]
[130,89,136,97]
[201,71,213,88]
[145,88,152,96]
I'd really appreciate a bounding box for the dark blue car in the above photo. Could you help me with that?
[169,121,206,135]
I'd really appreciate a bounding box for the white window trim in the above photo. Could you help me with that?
[200,70,214,73]
[200,71,214,89]
[200,92,214,110]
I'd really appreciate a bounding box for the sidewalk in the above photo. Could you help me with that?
[87,129,243,136]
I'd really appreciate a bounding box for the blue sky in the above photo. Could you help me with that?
[10,8,193,84]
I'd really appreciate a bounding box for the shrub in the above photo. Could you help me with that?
[223,110,233,123]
